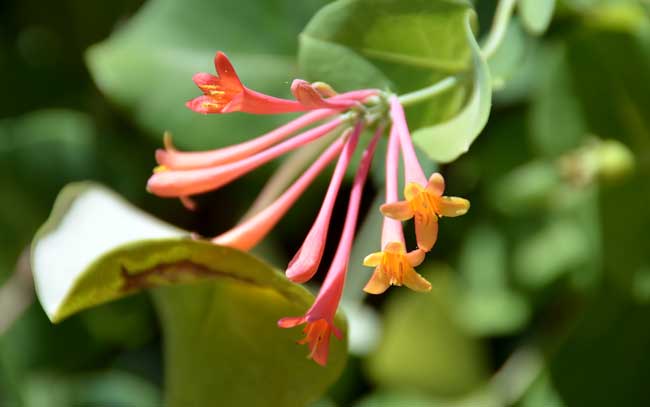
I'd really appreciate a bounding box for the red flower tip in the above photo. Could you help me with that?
[279,317,341,366]
[185,52,244,114]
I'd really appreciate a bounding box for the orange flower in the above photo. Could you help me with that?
[363,125,430,294]
[278,317,342,366]
[381,173,469,252]
[363,242,429,294]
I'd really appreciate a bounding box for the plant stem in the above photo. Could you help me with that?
[397,76,459,107]
[481,0,517,59]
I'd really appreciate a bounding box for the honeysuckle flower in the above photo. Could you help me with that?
[147,51,470,366]
[285,122,362,284]
[157,90,376,171]
[212,130,351,250]
[156,109,339,170]
[278,127,381,366]
[186,52,368,114]
[147,117,344,198]
[380,96,470,252]
[363,126,430,294]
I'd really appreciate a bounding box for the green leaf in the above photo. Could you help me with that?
[519,0,556,35]
[31,183,347,406]
[411,13,492,163]
[299,0,472,129]
[86,0,328,149]
[31,183,186,321]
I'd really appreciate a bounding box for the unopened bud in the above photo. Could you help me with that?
[595,139,634,181]
[311,82,338,98]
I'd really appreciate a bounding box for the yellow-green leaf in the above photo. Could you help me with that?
[31,183,347,406]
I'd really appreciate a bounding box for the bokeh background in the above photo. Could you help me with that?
[2,0,650,405]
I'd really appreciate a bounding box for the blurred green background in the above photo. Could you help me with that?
[2,0,650,405]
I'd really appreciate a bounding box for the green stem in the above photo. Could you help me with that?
[397,76,460,107]
[481,0,517,59]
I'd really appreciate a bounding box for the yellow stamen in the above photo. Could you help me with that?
[363,242,429,294]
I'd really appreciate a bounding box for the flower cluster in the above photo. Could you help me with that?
[147,52,469,366]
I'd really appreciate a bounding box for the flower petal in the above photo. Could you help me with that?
[363,252,384,267]
[185,95,224,114]
[414,215,438,252]
[291,79,357,109]
[402,269,432,292]
[380,201,413,221]
[192,72,220,91]
[363,266,391,294]
[214,51,243,88]
[404,182,423,201]
[179,196,196,211]
[309,328,331,366]
[277,316,306,328]
[437,196,470,217]
[426,172,445,196]
[406,248,426,267]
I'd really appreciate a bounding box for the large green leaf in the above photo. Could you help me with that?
[411,13,492,163]
[31,183,347,406]
[299,0,491,163]
[86,0,328,149]
[299,0,472,130]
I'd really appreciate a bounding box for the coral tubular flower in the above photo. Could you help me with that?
[363,126,430,294]
[147,118,343,198]
[186,52,370,114]
[380,96,470,252]
[156,109,338,170]
[285,122,363,284]
[148,49,475,366]
[381,171,471,252]
[158,90,376,171]
[212,133,348,250]
[278,127,382,366]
